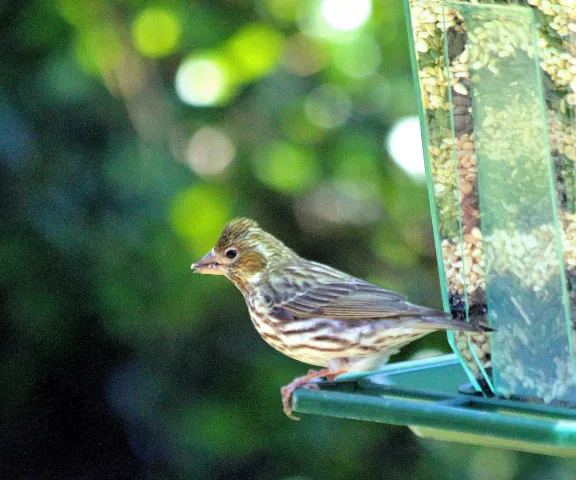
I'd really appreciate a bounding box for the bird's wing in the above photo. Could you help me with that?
[268,262,438,321]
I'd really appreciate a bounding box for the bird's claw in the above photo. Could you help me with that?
[281,383,302,420]
[281,368,342,420]
[281,382,321,420]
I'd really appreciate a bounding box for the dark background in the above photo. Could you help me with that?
[1,0,575,478]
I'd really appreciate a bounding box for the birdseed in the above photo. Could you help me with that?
[407,0,576,401]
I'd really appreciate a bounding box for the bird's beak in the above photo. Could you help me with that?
[191,250,225,275]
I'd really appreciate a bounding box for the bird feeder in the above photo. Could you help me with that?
[291,0,576,456]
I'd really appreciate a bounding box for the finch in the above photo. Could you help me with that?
[192,218,490,419]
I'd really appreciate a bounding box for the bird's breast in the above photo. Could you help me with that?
[245,294,429,368]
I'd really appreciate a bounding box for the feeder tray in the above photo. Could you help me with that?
[290,0,576,456]
[292,355,576,456]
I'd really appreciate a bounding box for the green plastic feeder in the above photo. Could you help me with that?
[292,355,576,457]
[290,0,576,455]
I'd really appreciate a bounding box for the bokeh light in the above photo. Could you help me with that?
[295,180,382,232]
[170,184,232,253]
[185,126,236,177]
[253,141,319,193]
[175,56,234,107]
[226,23,284,82]
[304,84,352,129]
[280,106,327,144]
[56,0,105,27]
[263,0,303,23]
[131,7,182,58]
[282,33,328,76]
[332,34,381,78]
[386,116,426,179]
[321,0,372,32]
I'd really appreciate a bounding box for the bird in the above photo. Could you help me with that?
[191,217,491,419]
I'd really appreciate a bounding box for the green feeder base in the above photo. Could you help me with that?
[291,355,576,457]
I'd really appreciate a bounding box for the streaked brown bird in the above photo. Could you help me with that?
[192,218,490,419]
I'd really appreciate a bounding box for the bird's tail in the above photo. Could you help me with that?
[464,321,495,333]
[415,312,494,333]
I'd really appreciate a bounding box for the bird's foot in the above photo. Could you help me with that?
[281,368,343,420]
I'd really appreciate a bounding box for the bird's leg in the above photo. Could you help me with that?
[281,368,345,420]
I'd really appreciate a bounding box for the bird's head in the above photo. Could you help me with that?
[191,218,296,292]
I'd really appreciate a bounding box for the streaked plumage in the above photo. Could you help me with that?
[192,218,489,418]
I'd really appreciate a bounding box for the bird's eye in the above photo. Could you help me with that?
[225,249,238,259]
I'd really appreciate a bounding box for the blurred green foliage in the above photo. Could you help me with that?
[1,0,576,479]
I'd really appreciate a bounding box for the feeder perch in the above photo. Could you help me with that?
[290,0,576,456]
